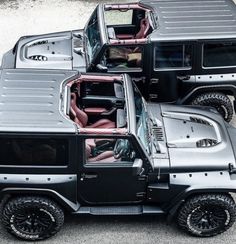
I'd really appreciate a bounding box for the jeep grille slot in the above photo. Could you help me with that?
[190,116,211,126]
[196,138,217,148]
[152,126,164,141]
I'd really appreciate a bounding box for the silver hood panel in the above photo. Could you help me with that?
[15,30,86,71]
[163,111,220,148]
[161,104,236,172]
[147,103,236,172]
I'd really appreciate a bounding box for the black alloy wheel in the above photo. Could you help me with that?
[2,196,64,241]
[177,194,236,237]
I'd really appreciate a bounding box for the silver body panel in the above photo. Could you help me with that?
[147,103,236,172]
[140,0,236,41]
[0,69,235,173]
[0,69,77,133]
[13,30,86,71]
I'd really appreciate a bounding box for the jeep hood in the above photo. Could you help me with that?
[162,106,221,149]
[147,103,236,172]
[7,30,86,71]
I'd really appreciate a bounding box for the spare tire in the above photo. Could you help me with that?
[191,92,233,122]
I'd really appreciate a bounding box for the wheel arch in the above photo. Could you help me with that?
[179,85,236,105]
[166,187,236,221]
[0,188,79,213]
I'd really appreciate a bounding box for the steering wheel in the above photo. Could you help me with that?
[114,139,131,159]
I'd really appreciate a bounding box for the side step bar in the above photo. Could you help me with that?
[74,205,164,216]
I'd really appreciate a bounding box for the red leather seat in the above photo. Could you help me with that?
[70,93,115,128]
[86,141,116,162]
[135,18,150,39]
[87,150,115,162]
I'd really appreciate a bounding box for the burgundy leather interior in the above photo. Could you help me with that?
[116,34,135,40]
[86,138,96,148]
[86,143,92,158]
[86,141,116,162]
[70,93,115,128]
[135,18,150,39]
[84,107,108,115]
[86,119,115,129]
[87,150,115,162]
[115,18,150,41]
[70,93,88,127]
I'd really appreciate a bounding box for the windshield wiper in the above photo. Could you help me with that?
[153,140,160,153]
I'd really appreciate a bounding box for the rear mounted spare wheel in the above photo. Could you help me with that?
[177,194,236,237]
[191,92,233,122]
[1,196,64,241]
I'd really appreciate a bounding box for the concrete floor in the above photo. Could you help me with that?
[1,0,236,243]
[0,0,130,64]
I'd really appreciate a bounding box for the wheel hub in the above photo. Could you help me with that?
[13,208,52,235]
[190,205,227,232]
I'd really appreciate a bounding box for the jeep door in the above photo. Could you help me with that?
[99,44,147,75]
[148,42,195,102]
[77,136,147,204]
[195,40,236,88]
[97,44,148,95]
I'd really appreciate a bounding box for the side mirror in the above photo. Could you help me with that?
[132,158,144,176]
[96,64,108,73]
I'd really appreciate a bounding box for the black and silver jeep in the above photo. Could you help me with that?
[0,69,236,240]
[2,0,236,121]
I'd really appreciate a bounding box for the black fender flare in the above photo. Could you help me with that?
[179,84,236,105]
[166,186,236,221]
[0,188,80,212]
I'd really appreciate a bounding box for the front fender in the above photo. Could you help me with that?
[166,171,236,218]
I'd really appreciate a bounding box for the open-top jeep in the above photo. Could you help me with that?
[2,0,236,121]
[1,69,236,240]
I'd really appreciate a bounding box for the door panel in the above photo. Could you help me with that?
[78,137,147,204]
[102,45,145,78]
[149,42,195,102]
[79,165,146,203]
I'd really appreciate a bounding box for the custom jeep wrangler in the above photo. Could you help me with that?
[2,0,236,121]
[0,70,236,240]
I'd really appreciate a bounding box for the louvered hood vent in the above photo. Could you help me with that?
[152,125,164,141]
[162,113,221,148]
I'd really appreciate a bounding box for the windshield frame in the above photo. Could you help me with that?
[123,74,152,161]
[84,5,108,68]
[133,83,152,155]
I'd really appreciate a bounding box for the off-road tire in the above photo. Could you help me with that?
[177,194,236,237]
[1,196,64,241]
[191,92,233,122]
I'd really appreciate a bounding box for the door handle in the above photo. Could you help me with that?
[80,173,98,181]
[177,75,190,81]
